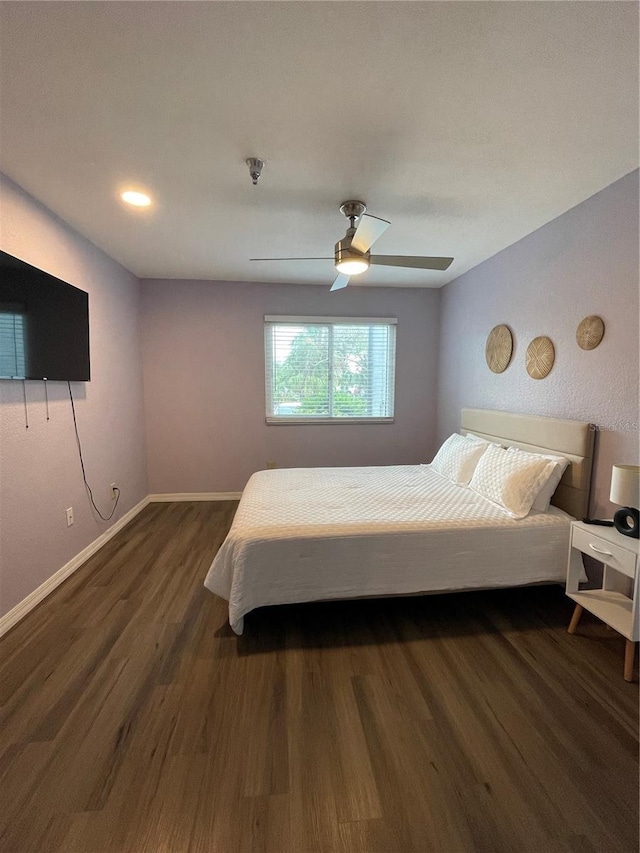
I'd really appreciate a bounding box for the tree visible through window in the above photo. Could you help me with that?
[265,317,396,422]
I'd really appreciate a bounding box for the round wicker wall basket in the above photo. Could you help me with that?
[576,315,605,350]
[485,324,513,373]
[526,336,555,380]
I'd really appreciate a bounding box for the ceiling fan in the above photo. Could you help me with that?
[250,200,454,291]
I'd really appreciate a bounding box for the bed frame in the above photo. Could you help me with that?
[461,408,595,519]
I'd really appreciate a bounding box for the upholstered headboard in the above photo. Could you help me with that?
[460,408,595,519]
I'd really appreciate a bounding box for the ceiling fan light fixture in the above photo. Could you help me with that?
[335,235,369,275]
[335,258,369,275]
[120,190,152,207]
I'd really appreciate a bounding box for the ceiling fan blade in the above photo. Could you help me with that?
[369,254,454,271]
[330,272,350,292]
[351,214,391,254]
[250,257,333,262]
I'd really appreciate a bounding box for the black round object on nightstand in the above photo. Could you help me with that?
[613,506,640,538]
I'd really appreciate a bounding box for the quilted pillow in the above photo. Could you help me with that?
[431,433,489,485]
[465,432,500,446]
[469,442,556,518]
[507,446,569,512]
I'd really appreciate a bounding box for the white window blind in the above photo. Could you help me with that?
[265,316,396,423]
[0,310,26,379]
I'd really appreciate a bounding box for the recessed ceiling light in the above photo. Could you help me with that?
[120,190,152,207]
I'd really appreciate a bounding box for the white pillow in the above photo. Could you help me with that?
[507,446,570,512]
[431,433,489,485]
[465,431,500,446]
[469,443,556,518]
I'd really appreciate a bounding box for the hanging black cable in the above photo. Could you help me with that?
[67,381,121,521]
[22,379,29,428]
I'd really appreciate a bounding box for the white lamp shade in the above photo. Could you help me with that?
[610,464,640,508]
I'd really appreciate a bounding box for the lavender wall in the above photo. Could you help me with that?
[437,170,639,516]
[140,280,441,493]
[0,175,148,618]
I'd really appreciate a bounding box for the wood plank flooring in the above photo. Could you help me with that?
[0,501,638,852]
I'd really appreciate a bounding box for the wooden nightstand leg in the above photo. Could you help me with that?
[568,603,584,635]
[624,640,635,683]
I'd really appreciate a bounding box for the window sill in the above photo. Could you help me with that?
[265,417,394,425]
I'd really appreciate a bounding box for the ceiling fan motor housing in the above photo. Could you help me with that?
[334,236,369,268]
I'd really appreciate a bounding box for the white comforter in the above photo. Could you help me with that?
[204,465,574,634]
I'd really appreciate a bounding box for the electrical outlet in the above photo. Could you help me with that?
[66,507,74,526]
[266,460,277,469]
[110,483,118,500]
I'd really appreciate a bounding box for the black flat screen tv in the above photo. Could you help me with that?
[0,250,90,381]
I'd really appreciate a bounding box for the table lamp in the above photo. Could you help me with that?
[610,464,640,538]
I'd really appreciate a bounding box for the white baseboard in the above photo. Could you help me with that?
[148,492,242,502]
[0,496,150,639]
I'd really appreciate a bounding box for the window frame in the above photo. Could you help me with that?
[264,315,397,425]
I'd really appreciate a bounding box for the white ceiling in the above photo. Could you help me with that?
[0,2,637,288]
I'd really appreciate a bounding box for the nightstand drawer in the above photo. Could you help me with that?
[571,526,637,580]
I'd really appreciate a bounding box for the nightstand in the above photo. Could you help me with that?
[566,520,639,681]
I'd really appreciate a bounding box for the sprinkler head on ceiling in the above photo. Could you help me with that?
[246,158,265,186]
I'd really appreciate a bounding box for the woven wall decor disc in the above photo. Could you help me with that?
[485,324,513,373]
[576,315,605,350]
[526,336,555,379]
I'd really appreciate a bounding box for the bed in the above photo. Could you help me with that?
[204,409,594,634]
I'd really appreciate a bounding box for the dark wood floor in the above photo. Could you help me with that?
[0,501,637,853]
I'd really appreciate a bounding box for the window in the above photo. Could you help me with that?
[265,316,396,423]
[0,309,26,379]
